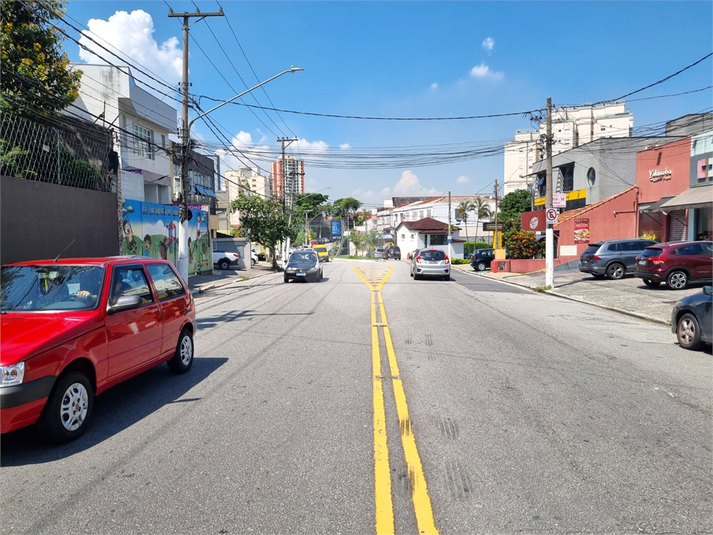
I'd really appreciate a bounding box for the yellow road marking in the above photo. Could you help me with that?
[355,267,439,535]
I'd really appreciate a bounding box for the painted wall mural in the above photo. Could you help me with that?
[120,200,210,276]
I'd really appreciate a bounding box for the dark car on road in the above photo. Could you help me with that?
[385,246,401,260]
[671,286,712,350]
[283,250,323,283]
[470,248,496,271]
[634,241,713,289]
[0,257,196,443]
[579,238,657,280]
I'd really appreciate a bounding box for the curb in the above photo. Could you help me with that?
[452,265,669,326]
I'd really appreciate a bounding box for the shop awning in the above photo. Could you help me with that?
[639,195,675,213]
[659,184,713,211]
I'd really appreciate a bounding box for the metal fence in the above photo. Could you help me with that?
[0,112,114,192]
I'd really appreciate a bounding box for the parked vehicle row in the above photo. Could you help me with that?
[578,239,712,290]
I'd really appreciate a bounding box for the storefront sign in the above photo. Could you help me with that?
[522,210,546,232]
[574,218,590,243]
[553,193,567,208]
[483,222,504,231]
[649,168,672,182]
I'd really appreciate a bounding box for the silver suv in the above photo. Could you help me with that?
[579,238,657,280]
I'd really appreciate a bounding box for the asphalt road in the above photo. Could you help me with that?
[2,260,712,534]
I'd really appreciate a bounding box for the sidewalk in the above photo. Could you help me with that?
[187,262,276,294]
[451,262,701,325]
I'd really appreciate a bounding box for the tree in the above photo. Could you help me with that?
[332,197,361,229]
[0,0,82,116]
[499,189,532,233]
[457,200,474,244]
[471,197,492,242]
[230,194,295,269]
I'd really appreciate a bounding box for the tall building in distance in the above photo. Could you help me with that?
[503,102,634,195]
[271,155,304,202]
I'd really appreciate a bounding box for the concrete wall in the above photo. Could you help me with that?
[1,176,119,264]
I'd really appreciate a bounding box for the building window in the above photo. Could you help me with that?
[133,124,154,160]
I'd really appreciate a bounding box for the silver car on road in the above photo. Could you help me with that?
[410,248,451,281]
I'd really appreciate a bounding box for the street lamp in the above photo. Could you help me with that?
[177,67,303,281]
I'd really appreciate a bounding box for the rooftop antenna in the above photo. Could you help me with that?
[54,239,76,262]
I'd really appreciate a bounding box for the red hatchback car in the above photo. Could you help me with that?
[0,257,196,442]
[634,241,713,290]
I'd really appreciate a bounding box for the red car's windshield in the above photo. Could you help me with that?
[1,265,105,312]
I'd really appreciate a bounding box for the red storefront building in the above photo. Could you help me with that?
[636,137,692,242]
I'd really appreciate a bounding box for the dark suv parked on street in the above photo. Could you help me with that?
[634,241,713,289]
[470,248,496,271]
[385,246,401,260]
[579,238,657,280]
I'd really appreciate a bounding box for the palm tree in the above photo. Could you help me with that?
[471,197,492,244]
[457,200,474,245]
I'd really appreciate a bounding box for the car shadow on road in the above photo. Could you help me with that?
[0,357,227,465]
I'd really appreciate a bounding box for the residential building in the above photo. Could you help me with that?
[504,102,634,195]
[271,155,304,202]
[391,195,496,242]
[231,167,273,199]
[70,64,177,204]
[394,218,464,259]
[170,143,216,211]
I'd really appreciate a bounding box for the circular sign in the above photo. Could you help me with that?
[546,208,558,223]
[529,216,539,230]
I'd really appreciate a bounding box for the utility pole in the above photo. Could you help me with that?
[169,7,224,282]
[493,179,499,249]
[545,97,555,289]
[448,191,453,259]
[278,137,299,265]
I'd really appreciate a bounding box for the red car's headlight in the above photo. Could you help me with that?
[1,362,25,387]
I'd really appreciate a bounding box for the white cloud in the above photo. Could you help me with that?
[79,10,182,85]
[482,37,495,52]
[470,62,504,80]
[393,171,443,196]
[296,138,329,153]
[219,131,271,172]
[339,143,352,150]
[456,175,469,184]
[430,82,439,90]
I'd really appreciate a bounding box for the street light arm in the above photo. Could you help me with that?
[189,67,304,129]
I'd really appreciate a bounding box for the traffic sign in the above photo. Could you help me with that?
[553,193,567,208]
[546,208,558,224]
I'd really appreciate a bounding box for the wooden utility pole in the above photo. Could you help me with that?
[168,7,224,281]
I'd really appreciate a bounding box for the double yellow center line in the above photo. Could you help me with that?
[354,267,439,535]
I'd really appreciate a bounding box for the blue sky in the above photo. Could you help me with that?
[64,1,713,208]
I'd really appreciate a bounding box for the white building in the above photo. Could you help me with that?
[391,195,495,242]
[504,102,634,195]
[69,64,177,204]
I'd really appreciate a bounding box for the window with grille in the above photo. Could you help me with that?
[132,124,153,160]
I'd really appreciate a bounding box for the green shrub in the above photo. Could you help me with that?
[452,258,470,264]
[504,230,540,259]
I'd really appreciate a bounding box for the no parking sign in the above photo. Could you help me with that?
[546,208,558,225]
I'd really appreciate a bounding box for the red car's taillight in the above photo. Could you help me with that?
[648,256,667,265]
